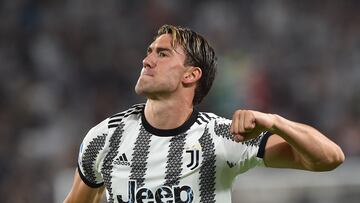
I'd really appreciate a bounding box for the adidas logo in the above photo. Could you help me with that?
[114,153,130,166]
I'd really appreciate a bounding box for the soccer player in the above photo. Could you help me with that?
[64,25,344,203]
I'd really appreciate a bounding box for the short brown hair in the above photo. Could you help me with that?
[156,24,217,105]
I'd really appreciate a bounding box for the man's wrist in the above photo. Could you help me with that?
[269,114,282,135]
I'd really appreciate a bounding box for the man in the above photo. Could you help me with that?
[64,25,344,203]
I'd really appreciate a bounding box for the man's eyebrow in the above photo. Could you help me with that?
[147,46,173,54]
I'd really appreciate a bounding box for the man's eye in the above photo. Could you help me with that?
[158,52,167,57]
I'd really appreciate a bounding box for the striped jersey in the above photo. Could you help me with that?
[77,103,271,203]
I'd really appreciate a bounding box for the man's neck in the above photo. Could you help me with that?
[144,99,194,130]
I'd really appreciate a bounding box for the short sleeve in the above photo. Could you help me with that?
[212,118,272,175]
[235,131,272,173]
[77,119,108,188]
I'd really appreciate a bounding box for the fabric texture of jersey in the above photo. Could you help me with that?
[77,103,272,203]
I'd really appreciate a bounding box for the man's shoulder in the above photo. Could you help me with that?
[197,111,231,126]
[196,111,237,143]
[107,103,145,129]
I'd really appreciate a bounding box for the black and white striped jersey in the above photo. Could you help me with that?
[78,103,271,203]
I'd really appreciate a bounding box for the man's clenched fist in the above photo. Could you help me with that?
[230,110,276,142]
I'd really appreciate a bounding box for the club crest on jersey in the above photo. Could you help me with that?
[185,144,201,170]
[186,149,200,170]
[117,180,194,203]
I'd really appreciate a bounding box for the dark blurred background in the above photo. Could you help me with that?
[1,0,359,202]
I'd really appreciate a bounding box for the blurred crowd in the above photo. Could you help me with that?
[0,0,359,202]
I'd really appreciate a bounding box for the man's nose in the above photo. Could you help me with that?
[142,54,156,69]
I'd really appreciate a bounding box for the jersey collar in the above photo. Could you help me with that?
[141,107,199,136]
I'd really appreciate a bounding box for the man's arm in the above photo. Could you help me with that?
[64,168,105,203]
[230,110,345,171]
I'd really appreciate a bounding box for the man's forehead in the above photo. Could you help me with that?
[150,34,178,49]
[149,34,184,54]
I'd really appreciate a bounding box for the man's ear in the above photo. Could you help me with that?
[183,67,202,85]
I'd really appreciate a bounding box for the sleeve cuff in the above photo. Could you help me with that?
[77,164,104,188]
[256,131,273,158]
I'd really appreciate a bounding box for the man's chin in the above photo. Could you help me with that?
[134,86,144,96]
[135,87,160,100]
[135,85,150,96]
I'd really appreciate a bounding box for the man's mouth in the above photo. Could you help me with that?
[141,70,154,77]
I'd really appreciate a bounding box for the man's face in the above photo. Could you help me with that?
[135,34,188,98]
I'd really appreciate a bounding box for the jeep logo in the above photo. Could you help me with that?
[117,180,194,203]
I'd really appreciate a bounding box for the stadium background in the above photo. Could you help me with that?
[0,0,359,202]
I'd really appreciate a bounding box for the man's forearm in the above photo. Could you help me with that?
[271,114,345,171]
[63,169,105,203]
